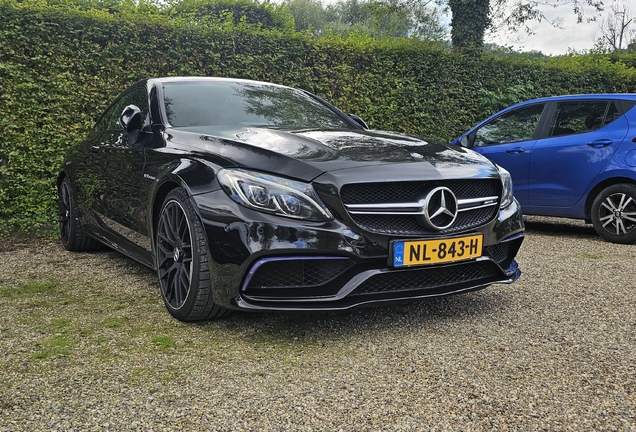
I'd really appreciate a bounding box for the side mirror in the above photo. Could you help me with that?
[460,135,469,148]
[120,105,143,144]
[349,114,369,129]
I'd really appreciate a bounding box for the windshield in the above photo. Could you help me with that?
[162,81,352,130]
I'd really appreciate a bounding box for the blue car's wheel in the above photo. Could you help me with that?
[591,184,636,244]
[155,188,230,321]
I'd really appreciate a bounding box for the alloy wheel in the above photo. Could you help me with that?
[597,192,636,236]
[156,200,193,310]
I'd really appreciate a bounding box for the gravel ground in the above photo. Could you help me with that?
[0,216,635,431]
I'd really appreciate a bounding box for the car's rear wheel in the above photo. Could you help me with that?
[58,177,101,252]
[591,184,636,244]
[155,188,230,321]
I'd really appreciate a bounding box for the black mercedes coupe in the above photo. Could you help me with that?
[58,77,524,321]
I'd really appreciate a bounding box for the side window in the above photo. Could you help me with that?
[548,101,608,137]
[604,102,621,126]
[94,103,120,133]
[94,88,150,132]
[474,104,545,147]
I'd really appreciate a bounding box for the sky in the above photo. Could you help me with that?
[485,3,621,55]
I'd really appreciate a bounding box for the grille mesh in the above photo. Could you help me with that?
[340,179,499,235]
[247,258,354,289]
[351,261,499,296]
[485,242,510,264]
[352,207,496,235]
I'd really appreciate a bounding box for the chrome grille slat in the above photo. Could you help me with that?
[345,195,499,215]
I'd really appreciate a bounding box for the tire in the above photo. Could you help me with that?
[590,183,636,244]
[58,177,101,252]
[155,188,231,321]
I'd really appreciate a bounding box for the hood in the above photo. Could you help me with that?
[166,126,499,182]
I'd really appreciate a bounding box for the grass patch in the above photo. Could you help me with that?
[103,317,125,328]
[33,335,74,359]
[52,318,71,330]
[578,252,602,259]
[151,336,175,350]
[0,279,60,298]
[32,351,49,359]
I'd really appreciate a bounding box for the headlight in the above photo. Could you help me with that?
[497,165,514,209]
[217,169,333,221]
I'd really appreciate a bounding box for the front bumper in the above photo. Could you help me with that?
[193,190,524,312]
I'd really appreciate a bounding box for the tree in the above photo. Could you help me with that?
[167,0,294,31]
[285,0,328,33]
[446,0,605,51]
[326,0,413,37]
[595,1,635,52]
[284,0,446,39]
[447,0,490,50]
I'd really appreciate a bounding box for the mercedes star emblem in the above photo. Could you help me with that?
[422,187,458,231]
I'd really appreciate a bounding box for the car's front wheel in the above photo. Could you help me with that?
[155,188,230,321]
[591,184,636,244]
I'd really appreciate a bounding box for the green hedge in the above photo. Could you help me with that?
[1,0,636,234]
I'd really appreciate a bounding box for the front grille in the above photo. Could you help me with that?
[341,180,497,204]
[246,258,355,290]
[351,261,500,296]
[340,179,499,235]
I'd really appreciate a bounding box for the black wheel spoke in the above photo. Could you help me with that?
[177,267,190,303]
[178,213,188,240]
[157,237,174,255]
[164,208,178,244]
[171,267,181,306]
[157,250,173,269]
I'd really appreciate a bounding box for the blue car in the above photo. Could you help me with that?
[453,94,636,244]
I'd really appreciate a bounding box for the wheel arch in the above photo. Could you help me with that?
[150,177,208,255]
[152,180,182,235]
[585,177,636,220]
[56,171,68,188]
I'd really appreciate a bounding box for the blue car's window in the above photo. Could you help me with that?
[619,101,636,114]
[162,82,351,130]
[549,101,611,137]
[474,104,545,147]
[604,102,621,125]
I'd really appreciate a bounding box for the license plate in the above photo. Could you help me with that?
[392,234,483,267]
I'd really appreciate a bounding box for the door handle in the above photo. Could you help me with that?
[506,147,526,155]
[90,145,101,153]
[587,139,613,148]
